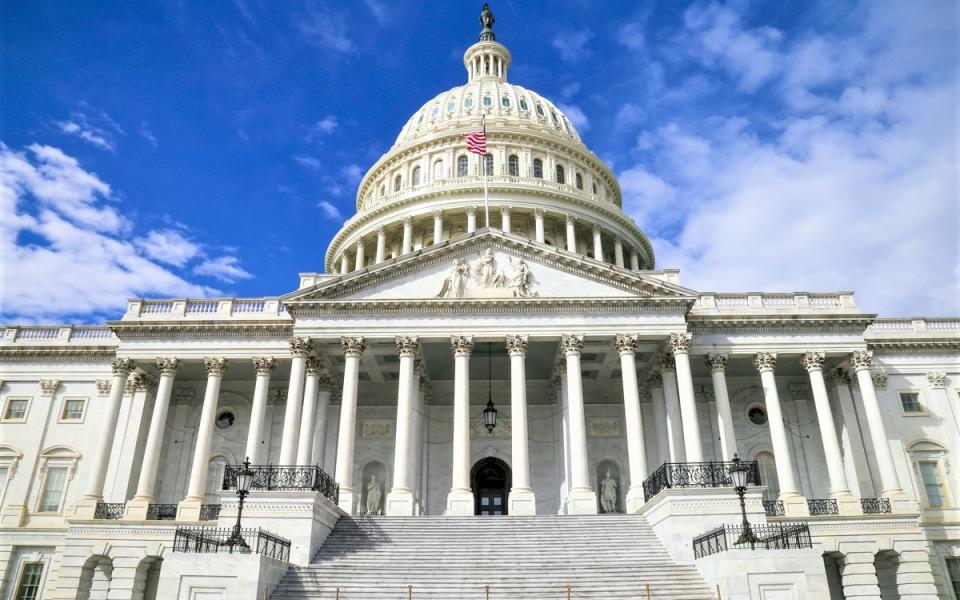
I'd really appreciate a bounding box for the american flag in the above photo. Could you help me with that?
[464,129,487,155]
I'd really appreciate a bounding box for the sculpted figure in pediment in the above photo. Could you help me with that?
[473,248,506,288]
[436,259,470,298]
[511,258,537,297]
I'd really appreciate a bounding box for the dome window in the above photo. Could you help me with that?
[508,154,519,177]
[483,155,493,176]
[592,182,598,195]
[555,164,565,184]
[551,110,560,126]
[457,155,469,177]
[446,98,456,113]
[464,96,474,108]
[433,159,444,180]
[394,175,402,192]
[483,95,493,107]
[533,158,543,179]
[575,173,583,190]
[417,113,424,124]
[519,98,529,111]
[501,96,510,108]
[431,104,440,118]
[535,103,545,117]
[379,184,385,198]
[412,166,421,186]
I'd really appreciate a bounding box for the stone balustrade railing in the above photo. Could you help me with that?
[2,325,116,345]
[693,292,858,313]
[865,318,960,335]
[122,298,289,321]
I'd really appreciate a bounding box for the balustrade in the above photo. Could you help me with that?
[222,464,339,503]
[693,523,812,559]
[642,461,761,501]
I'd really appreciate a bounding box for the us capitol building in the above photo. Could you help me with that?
[2,6,958,600]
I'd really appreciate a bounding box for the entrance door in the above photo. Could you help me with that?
[471,457,511,515]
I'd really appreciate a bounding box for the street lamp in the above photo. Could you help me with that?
[483,344,497,433]
[226,457,254,551]
[729,453,758,549]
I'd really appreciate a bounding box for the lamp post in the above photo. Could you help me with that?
[729,453,758,549]
[483,344,497,433]
[226,457,254,551]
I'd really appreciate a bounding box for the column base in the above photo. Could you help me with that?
[125,497,153,520]
[338,488,356,515]
[385,488,416,516]
[72,497,102,520]
[446,489,474,516]
[564,488,598,515]
[508,488,536,516]
[780,493,810,517]
[177,497,203,521]
[625,487,646,513]
[882,490,921,514]
[832,491,863,516]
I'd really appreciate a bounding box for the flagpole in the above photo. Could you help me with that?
[482,116,489,228]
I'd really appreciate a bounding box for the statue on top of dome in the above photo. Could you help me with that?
[479,3,495,42]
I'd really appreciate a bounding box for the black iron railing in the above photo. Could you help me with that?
[642,461,761,501]
[146,504,178,520]
[222,464,339,504]
[861,497,892,514]
[199,504,222,521]
[94,502,125,520]
[807,498,839,515]
[172,526,290,562]
[763,500,785,517]
[693,523,812,559]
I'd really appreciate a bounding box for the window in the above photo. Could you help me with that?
[464,96,473,108]
[483,155,493,176]
[0,466,9,505]
[379,184,385,198]
[900,391,924,414]
[37,467,68,512]
[446,98,456,113]
[533,159,543,179]
[575,173,583,190]
[430,104,439,118]
[592,182,598,195]
[393,175,401,192]
[457,155,469,177]
[519,98,529,111]
[501,96,510,107]
[555,164,565,184]
[551,110,559,125]
[535,103,545,117]
[412,166,421,186]
[215,411,235,430]
[508,155,519,176]
[482,95,492,107]
[433,160,444,180]
[60,398,86,422]
[14,562,44,600]
[748,406,768,425]
[417,112,424,124]
[945,558,960,599]
[919,461,945,507]
[3,397,29,422]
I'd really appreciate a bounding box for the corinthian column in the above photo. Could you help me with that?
[313,370,334,469]
[387,336,419,515]
[614,238,624,268]
[669,333,703,462]
[534,208,545,242]
[402,217,413,254]
[279,337,311,466]
[246,357,276,464]
[75,358,135,518]
[375,227,386,263]
[562,334,598,514]
[706,353,737,460]
[296,358,321,465]
[447,335,475,515]
[335,336,365,513]
[592,226,603,260]
[433,209,444,243]
[127,358,178,519]
[179,357,227,520]
[657,353,685,462]
[506,334,536,515]
[615,334,648,512]
[565,215,577,253]
[466,206,478,233]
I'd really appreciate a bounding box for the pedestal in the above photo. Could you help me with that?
[781,493,811,518]
[177,498,203,521]
[508,489,536,516]
[625,488,646,513]
[833,492,864,516]
[885,491,921,514]
[338,488,356,514]
[385,489,416,516]
[564,488,598,515]
[446,489,474,516]
[125,497,151,520]
[72,498,100,520]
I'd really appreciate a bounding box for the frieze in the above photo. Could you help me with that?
[291,297,691,317]
[588,418,621,437]
[362,420,393,438]
[107,322,294,340]
[0,347,117,362]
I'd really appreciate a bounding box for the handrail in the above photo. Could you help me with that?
[642,461,761,501]
[172,526,291,562]
[693,522,812,559]
[222,464,339,504]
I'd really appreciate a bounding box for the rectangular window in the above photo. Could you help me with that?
[0,466,9,500]
[61,398,86,422]
[38,467,68,512]
[900,392,923,413]
[946,557,960,599]
[919,461,944,507]
[15,561,44,600]
[3,398,29,421]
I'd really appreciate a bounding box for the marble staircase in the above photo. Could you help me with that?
[272,515,715,599]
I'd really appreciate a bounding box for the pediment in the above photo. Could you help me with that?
[285,230,696,306]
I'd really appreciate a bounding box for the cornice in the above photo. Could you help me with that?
[688,314,875,334]
[0,346,117,362]
[107,320,294,340]
[868,339,960,353]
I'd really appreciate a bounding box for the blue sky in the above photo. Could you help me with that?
[2,0,957,323]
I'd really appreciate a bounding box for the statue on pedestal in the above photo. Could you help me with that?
[365,474,382,515]
[600,469,618,513]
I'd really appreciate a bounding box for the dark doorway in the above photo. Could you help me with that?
[471,457,511,515]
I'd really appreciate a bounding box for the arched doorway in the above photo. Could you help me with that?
[471,457,511,515]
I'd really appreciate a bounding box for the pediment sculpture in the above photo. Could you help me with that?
[436,248,538,299]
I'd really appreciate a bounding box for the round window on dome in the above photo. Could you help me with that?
[501,96,510,107]
[535,103,544,116]
[483,95,492,107]
[464,96,474,108]
[519,98,529,111]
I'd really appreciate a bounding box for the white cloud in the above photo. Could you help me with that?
[617,21,646,52]
[135,229,200,267]
[340,163,363,183]
[552,29,593,62]
[54,110,125,152]
[294,155,323,169]
[364,0,387,24]
[317,200,343,221]
[556,103,590,132]
[193,256,253,283]
[298,3,355,54]
[309,116,339,137]
[139,122,158,147]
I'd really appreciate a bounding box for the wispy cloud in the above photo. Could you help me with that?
[55,110,125,151]
[552,29,593,62]
[135,229,199,267]
[299,2,355,54]
[364,0,387,25]
[294,155,323,169]
[306,115,339,142]
[557,103,590,132]
[138,122,158,147]
[317,200,343,221]
[193,256,253,283]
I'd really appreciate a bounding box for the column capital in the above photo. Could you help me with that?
[500,205,511,215]
[39,379,61,396]
[377,226,386,236]
[592,223,601,234]
[706,352,728,372]
[341,336,366,358]
[565,214,578,224]
[450,335,474,357]
[753,352,777,373]
[849,350,873,371]
[402,216,414,226]
[124,373,150,395]
[466,205,478,216]
[317,369,335,390]
[505,334,529,356]
[96,379,112,396]
[927,372,947,388]
[668,333,692,354]
[395,335,420,357]
[305,357,322,374]
[872,372,889,389]
[203,357,228,376]
[647,371,663,387]
[534,207,545,218]
[560,334,584,356]
[827,368,852,385]
[800,351,826,372]
[111,358,136,376]
[252,356,276,375]
[156,357,180,375]
[613,333,638,356]
[355,239,364,250]
[289,336,312,357]
[655,352,675,372]
[432,208,444,219]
